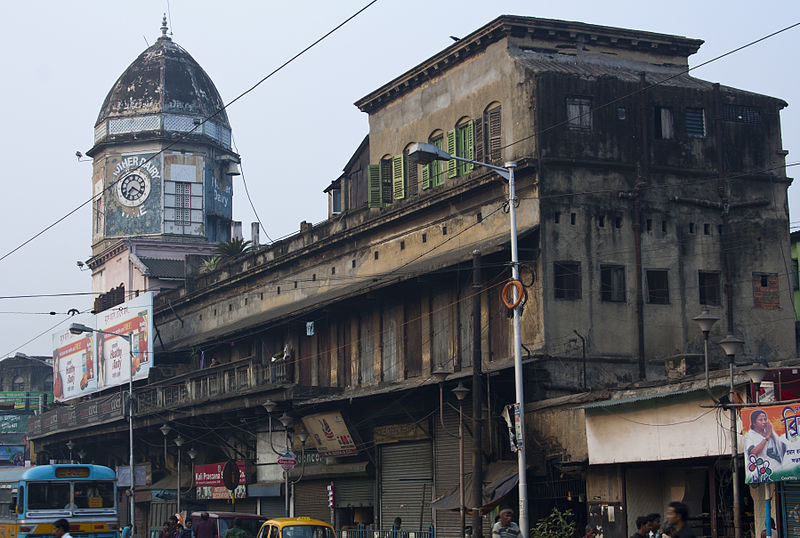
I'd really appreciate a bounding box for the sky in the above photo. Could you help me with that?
[1,0,799,357]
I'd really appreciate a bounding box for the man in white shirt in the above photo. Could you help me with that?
[491,508,521,538]
[54,519,73,538]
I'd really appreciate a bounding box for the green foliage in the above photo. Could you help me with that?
[530,508,575,538]
[215,238,253,259]
[202,255,221,272]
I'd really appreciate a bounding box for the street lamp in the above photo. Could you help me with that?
[263,401,293,516]
[719,334,745,538]
[452,382,470,538]
[68,322,136,528]
[175,435,184,518]
[409,142,529,534]
[160,424,172,468]
[66,440,74,463]
[78,449,86,463]
[693,309,720,400]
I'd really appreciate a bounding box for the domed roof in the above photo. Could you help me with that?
[90,19,232,154]
[97,29,229,128]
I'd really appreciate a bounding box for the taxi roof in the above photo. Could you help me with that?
[262,518,333,528]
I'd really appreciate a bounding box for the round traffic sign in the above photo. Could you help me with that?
[277,451,297,471]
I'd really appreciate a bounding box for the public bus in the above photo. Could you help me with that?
[0,464,119,538]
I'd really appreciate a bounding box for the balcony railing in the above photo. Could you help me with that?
[28,357,290,438]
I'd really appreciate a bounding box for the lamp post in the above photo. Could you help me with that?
[175,435,184,518]
[78,449,86,463]
[68,322,136,528]
[693,309,720,401]
[409,142,528,535]
[66,440,74,463]
[719,334,745,538]
[160,424,172,467]
[263,400,294,516]
[452,382,470,538]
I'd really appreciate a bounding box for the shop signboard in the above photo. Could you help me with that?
[51,293,154,402]
[194,461,246,487]
[742,404,800,483]
[302,411,358,456]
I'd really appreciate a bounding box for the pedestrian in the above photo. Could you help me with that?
[666,502,695,538]
[223,518,247,538]
[491,507,521,538]
[160,522,174,538]
[392,517,402,538]
[181,519,194,538]
[631,516,650,538]
[54,519,73,538]
[122,522,133,538]
[647,514,661,538]
[194,512,218,538]
[584,525,598,538]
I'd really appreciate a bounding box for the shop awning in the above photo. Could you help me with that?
[429,461,519,515]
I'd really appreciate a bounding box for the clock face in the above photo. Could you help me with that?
[116,172,151,207]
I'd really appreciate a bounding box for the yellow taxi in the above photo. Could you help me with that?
[256,517,336,538]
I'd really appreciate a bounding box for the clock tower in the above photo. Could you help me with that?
[86,17,238,304]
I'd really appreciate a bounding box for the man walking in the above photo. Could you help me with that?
[195,513,218,538]
[631,516,650,538]
[54,519,73,538]
[666,502,695,538]
[492,508,521,538]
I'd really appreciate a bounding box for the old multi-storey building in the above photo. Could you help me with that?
[29,15,794,538]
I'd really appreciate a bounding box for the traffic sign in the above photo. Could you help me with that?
[277,451,297,472]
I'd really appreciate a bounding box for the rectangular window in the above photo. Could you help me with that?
[331,188,342,214]
[646,270,670,304]
[600,265,626,302]
[554,261,581,300]
[566,97,592,132]
[175,182,192,225]
[686,108,706,137]
[723,104,761,123]
[655,107,674,139]
[793,259,799,291]
[699,271,721,306]
[456,120,475,176]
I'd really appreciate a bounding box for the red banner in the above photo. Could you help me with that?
[194,461,246,486]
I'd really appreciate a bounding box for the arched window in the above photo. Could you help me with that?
[452,117,475,177]
[421,130,445,190]
[12,376,25,392]
[403,143,418,197]
[368,155,395,208]
[481,102,502,165]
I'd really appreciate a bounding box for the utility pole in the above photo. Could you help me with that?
[471,250,483,538]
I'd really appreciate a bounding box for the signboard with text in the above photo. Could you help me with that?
[302,411,358,456]
[194,461,246,487]
[743,405,800,483]
[51,293,154,402]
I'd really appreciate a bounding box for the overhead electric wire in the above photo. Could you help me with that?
[0,0,380,265]
[232,134,272,243]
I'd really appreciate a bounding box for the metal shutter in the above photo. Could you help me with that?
[434,402,473,538]
[294,480,330,522]
[149,502,176,538]
[335,478,374,508]
[380,442,433,530]
[260,496,286,519]
[783,482,800,537]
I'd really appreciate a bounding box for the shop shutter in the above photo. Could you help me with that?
[335,477,375,508]
[380,442,433,531]
[434,402,473,538]
[260,496,286,519]
[783,482,800,536]
[149,502,176,538]
[294,480,330,523]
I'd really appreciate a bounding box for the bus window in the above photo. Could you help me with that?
[17,486,22,514]
[74,481,114,508]
[28,483,70,510]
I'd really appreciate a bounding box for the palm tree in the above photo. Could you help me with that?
[215,238,253,259]
[202,255,221,272]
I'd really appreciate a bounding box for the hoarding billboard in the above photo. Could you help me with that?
[301,411,358,456]
[742,404,800,483]
[51,292,154,402]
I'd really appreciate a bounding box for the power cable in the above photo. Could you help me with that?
[232,134,272,243]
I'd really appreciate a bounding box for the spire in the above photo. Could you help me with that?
[160,13,170,40]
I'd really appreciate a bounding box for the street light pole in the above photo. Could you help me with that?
[68,323,136,530]
[175,435,184,518]
[452,383,470,538]
[719,334,745,538]
[408,143,528,535]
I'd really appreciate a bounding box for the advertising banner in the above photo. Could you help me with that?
[51,292,154,402]
[0,446,25,466]
[194,461,246,487]
[302,411,358,456]
[742,405,800,482]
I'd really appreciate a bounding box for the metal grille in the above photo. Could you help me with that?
[784,482,800,537]
[164,114,197,132]
[434,402,473,538]
[175,182,191,225]
[724,104,761,123]
[109,115,160,134]
[94,122,107,142]
[380,442,433,530]
[294,480,330,522]
[335,478,374,508]
[685,108,706,137]
[204,121,219,140]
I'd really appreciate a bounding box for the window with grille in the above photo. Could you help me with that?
[646,270,670,304]
[686,108,706,137]
[600,265,626,302]
[699,271,721,306]
[566,97,592,132]
[554,261,581,300]
[724,104,761,123]
[175,182,192,225]
[655,107,674,139]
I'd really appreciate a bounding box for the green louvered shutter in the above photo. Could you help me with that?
[368,164,382,208]
[474,116,484,164]
[392,155,405,200]
[421,164,431,190]
[407,153,419,196]
[462,120,474,175]
[447,129,457,178]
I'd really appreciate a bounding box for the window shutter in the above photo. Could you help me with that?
[462,120,474,175]
[381,159,393,206]
[474,116,484,164]
[368,164,382,208]
[421,164,431,190]
[488,106,502,164]
[407,154,419,196]
[447,129,457,178]
[392,155,405,200]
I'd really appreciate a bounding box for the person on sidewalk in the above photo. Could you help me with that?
[195,513,218,538]
[666,502,695,538]
[631,516,650,538]
[491,507,521,538]
[54,519,73,538]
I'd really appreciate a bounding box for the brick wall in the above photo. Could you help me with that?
[753,273,780,309]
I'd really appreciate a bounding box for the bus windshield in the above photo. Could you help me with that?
[28,482,70,510]
[74,481,115,509]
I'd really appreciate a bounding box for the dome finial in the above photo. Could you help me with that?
[160,13,169,38]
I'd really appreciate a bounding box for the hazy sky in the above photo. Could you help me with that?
[1,1,798,357]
